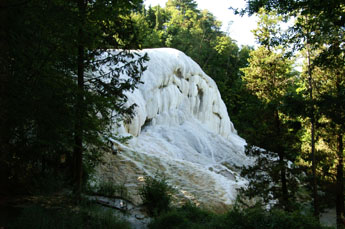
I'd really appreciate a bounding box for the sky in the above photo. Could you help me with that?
[143,0,259,47]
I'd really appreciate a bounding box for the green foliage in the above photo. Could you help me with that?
[148,203,217,229]
[149,204,329,229]
[139,174,175,216]
[224,207,329,229]
[89,180,130,200]
[240,0,345,222]
[238,10,302,211]
[82,203,131,229]
[242,46,295,104]
[8,204,131,229]
[241,145,303,210]
[0,0,147,194]
[9,205,82,229]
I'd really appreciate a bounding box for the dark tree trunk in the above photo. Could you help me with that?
[73,0,86,197]
[279,153,289,211]
[307,47,319,219]
[274,110,289,211]
[336,133,344,229]
[0,0,9,194]
[0,0,8,134]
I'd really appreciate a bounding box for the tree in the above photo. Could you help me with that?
[0,0,147,195]
[240,1,344,224]
[317,65,345,228]
[289,13,322,218]
[0,0,79,193]
[166,0,198,14]
[65,0,148,195]
[240,10,300,210]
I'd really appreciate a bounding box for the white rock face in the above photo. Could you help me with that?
[97,48,251,210]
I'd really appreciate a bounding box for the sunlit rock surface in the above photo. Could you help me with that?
[96,48,251,211]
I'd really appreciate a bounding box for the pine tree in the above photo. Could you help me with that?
[0,0,148,195]
[240,10,300,210]
[242,1,344,223]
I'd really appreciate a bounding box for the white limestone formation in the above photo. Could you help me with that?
[96,48,251,210]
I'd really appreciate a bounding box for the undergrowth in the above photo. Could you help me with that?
[6,200,131,229]
[149,203,333,229]
[139,174,175,217]
[87,180,130,200]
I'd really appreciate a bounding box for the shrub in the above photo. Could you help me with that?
[139,174,174,216]
[149,203,219,229]
[149,204,331,229]
[89,180,130,200]
[82,203,131,229]
[223,207,331,229]
[8,203,131,229]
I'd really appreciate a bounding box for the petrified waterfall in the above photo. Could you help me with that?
[95,48,251,211]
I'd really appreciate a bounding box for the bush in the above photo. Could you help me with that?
[82,203,131,229]
[87,180,130,200]
[149,203,218,229]
[139,174,174,216]
[99,182,129,199]
[9,205,83,229]
[8,203,131,229]
[149,204,331,229]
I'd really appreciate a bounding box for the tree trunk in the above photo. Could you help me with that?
[0,0,8,133]
[274,110,289,210]
[73,0,86,197]
[0,0,9,193]
[307,46,319,219]
[279,154,289,211]
[336,133,344,229]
